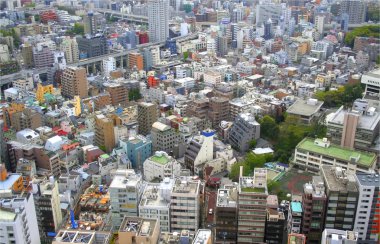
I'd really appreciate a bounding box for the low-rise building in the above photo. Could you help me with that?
[293,138,377,173]
[118,217,160,244]
[143,151,181,181]
[286,98,323,124]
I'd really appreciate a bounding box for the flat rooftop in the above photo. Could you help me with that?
[109,170,141,189]
[297,138,376,168]
[0,174,21,190]
[321,166,358,193]
[193,229,212,244]
[291,201,302,213]
[355,173,380,187]
[216,188,237,208]
[150,154,170,165]
[119,217,157,237]
[0,208,16,221]
[140,179,173,208]
[287,99,323,116]
[172,177,200,195]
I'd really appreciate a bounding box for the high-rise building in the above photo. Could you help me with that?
[109,169,142,228]
[31,177,63,243]
[33,45,54,68]
[128,52,144,70]
[265,195,286,244]
[103,82,129,106]
[95,114,116,153]
[321,166,358,231]
[0,193,40,244]
[215,186,238,243]
[264,18,273,40]
[315,15,325,35]
[229,113,260,152]
[120,135,152,169]
[102,57,116,76]
[353,173,379,243]
[301,176,327,243]
[137,102,158,136]
[237,168,268,243]
[21,43,34,68]
[148,0,169,43]
[151,121,183,154]
[77,35,107,59]
[184,130,214,173]
[61,66,88,98]
[208,97,230,128]
[170,176,201,233]
[60,37,79,64]
[83,12,97,35]
[339,0,366,24]
[139,179,173,232]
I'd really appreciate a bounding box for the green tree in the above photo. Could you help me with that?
[0,28,20,47]
[34,15,40,22]
[344,25,380,47]
[377,55,380,65]
[66,23,84,36]
[128,88,142,101]
[314,83,364,108]
[258,115,279,141]
[229,162,250,181]
[248,139,257,150]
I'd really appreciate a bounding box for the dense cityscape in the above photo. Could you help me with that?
[0,0,379,243]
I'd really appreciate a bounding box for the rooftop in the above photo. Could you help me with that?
[119,217,157,237]
[140,179,173,208]
[355,173,380,187]
[287,98,323,116]
[216,188,237,207]
[0,208,16,221]
[297,138,376,168]
[109,170,141,189]
[0,174,22,190]
[149,152,170,165]
[193,229,212,244]
[290,201,302,213]
[321,166,358,193]
[172,177,200,195]
[152,122,171,132]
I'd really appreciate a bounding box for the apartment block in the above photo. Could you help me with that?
[151,121,183,154]
[215,186,238,243]
[288,201,303,234]
[77,35,107,58]
[321,229,358,244]
[33,45,54,68]
[293,138,376,174]
[118,217,160,244]
[60,37,79,64]
[301,176,327,243]
[104,82,129,106]
[187,99,209,120]
[94,114,116,153]
[128,52,144,70]
[184,130,214,174]
[139,179,173,232]
[208,97,230,128]
[10,108,42,131]
[170,177,201,233]
[109,169,142,228]
[31,177,63,243]
[137,102,158,136]
[120,135,152,169]
[0,193,40,244]
[321,166,358,231]
[61,66,88,99]
[229,113,260,152]
[353,173,379,243]
[237,168,268,243]
[265,195,286,244]
[143,151,181,182]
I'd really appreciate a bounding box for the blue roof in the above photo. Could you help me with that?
[201,130,215,137]
[0,174,21,190]
[291,202,302,213]
[277,162,289,168]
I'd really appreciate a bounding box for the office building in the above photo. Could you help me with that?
[339,0,366,24]
[170,177,201,233]
[326,99,380,151]
[0,193,40,244]
[61,66,88,98]
[265,195,286,244]
[228,113,260,152]
[148,0,169,43]
[83,12,97,35]
[288,201,303,234]
[215,186,238,243]
[33,45,54,68]
[128,52,144,70]
[104,82,129,106]
[321,166,358,231]
[353,173,379,243]
[109,169,142,228]
[77,35,107,58]
[208,97,230,128]
[95,114,116,153]
[21,43,34,68]
[151,121,183,154]
[237,168,268,243]
[187,99,209,120]
[120,135,152,169]
[361,69,380,100]
[31,177,63,243]
[293,138,377,173]
[143,151,181,181]
[10,108,42,131]
[184,130,214,174]
[139,179,173,232]
[102,57,116,76]
[137,102,158,136]
[60,37,79,64]
[321,229,358,244]
[301,176,327,243]
[118,217,160,244]
[263,19,272,40]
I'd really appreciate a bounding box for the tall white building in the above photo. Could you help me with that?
[0,193,41,244]
[139,178,173,232]
[315,15,325,35]
[102,57,116,77]
[148,0,169,43]
[109,169,143,228]
[60,37,79,64]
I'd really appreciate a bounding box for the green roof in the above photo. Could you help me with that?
[150,155,169,165]
[297,138,376,168]
[100,154,110,159]
[241,187,266,193]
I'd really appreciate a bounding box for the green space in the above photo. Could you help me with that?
[298,138,376,167]
[314,83,364,108]
[229,152,273,181]
[241,187,266,193]
[66,23,84,36]
[344,25,380,47]
[151,155,169,165]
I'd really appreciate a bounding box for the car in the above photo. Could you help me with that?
[208,208,213,214]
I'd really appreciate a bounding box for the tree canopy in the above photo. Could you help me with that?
[229,152,273,181]
[66,23,84,36]
[314,83,364,108]
[344,25,380,47]
[258,115,279,141]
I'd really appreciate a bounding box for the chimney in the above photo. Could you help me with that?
[239,166,244,178]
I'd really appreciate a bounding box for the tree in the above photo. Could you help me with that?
[128,88,142,101]
[258,115,279,141]
[344,25,380,47]
[314,83,364,108]
[66,23,84,36]
[377,55,380,65]
[248,139,257,150]
[229,162,250,181]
